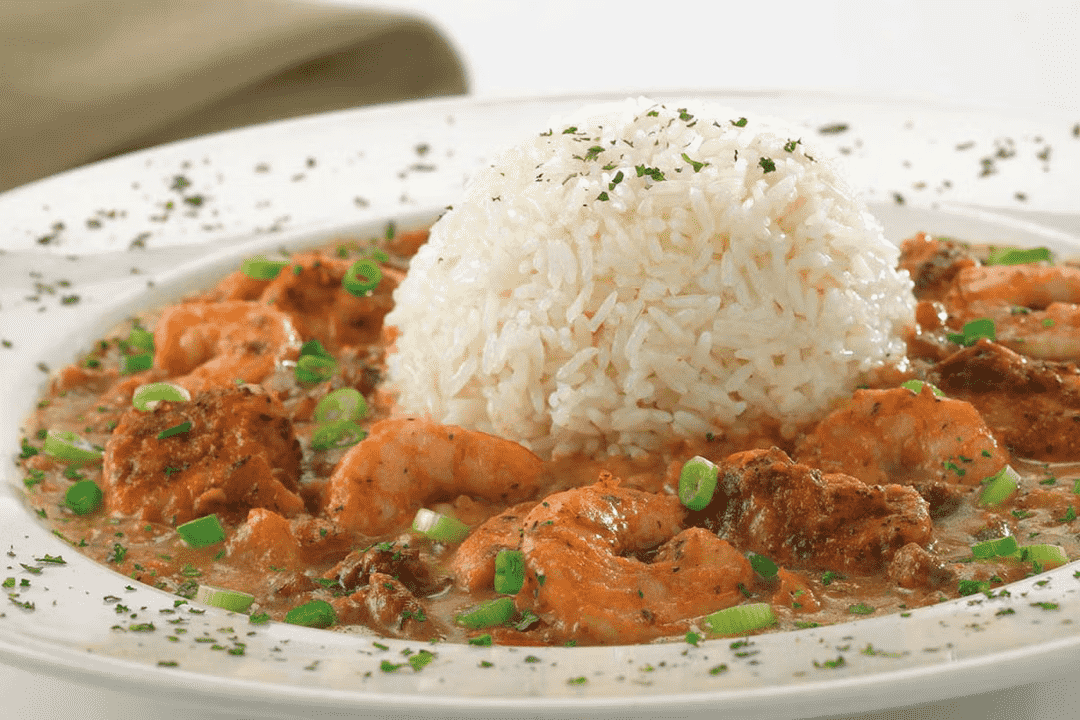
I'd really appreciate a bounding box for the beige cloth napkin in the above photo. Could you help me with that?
[1,0,468,192]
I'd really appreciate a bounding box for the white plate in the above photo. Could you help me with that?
[2,92,1080,720]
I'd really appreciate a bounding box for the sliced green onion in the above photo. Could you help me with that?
[986,246,1053,266]
[295,354,336,384]
[299,339,333,359]
[1020,544,1069,568]
[295,340,336,384]
[702,602,777,636]
[120,352,154,374]
[133,382,190,411]
[285,599,336,628]
[747,552,778,580]
[177,514,226,548]
[679,456,719,511]
[493,549,526,594]
[342,259,382,296]
[125,325,155,354]
[310,419,366,451]
[411,508,470,544]
[958,579,991,596]
[455,596,515,629]
[978,465,1019,507]
[901,379,945,397]
[196,584,255,613]
[946,318,996,347]
[64,479,103,515]
[971,535,1019,559]
[241,256,289,280]
[156,421,192,440]
[43,430,103,462]
[313,388,368,424]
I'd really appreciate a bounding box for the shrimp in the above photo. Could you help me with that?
[899,232,978,301]
[325,418,546,536]
[794,385,1008,515]
[693,448,932,573]
[515,474,753,645]
[257,252,402,352]
[943,263,1080,361]
[102,385,305,524]
[153,301,301,393]
[929,339,1080,460]
[449,501,537,592]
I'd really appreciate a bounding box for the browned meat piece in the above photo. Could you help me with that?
[886,542,952,589]
[331,572,441,641]
[689,448,932,574]
[898,233,978,301]
[323,540,448,596]
[794,386,1009,516]
[102,385,304,524]
[928,339,1080,460]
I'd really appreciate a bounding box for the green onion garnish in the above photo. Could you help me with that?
[946,318,996,347]
[455,597,515,629]
[42,430,103,462]
[901,379,945,397]
[678,456,719,511]
[310,419,366,451]
[196,584,255,613]
[747,552,778,579]
[342,259,382,296]
[1020,544,1069,568]
[295,355,336,384]
[299,338,333,358]
[971,535,1019,559]
[285,599,336,628]
[958,579,991,596]
[125,325,154,352]
[241,256,289,280]
[985,246,1053,266]
[64,479,103,515]
[120,352,154,374]
[313,388,368,424]
[156,421,192,440]
[177,514,226,548]
[132,382,190,411]
[411,508,470,544]
[978,465,1019,507]
[701,602,777,636]
[295,340,336,384]
[493,549,526,595]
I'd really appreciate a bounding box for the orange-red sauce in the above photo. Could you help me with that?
[15,230,1080,646]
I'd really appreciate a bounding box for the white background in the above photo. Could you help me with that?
[369,0,1079,113]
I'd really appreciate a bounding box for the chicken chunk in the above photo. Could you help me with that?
[102,385,304,524]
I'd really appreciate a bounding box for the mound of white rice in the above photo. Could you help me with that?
[385,97,916,458]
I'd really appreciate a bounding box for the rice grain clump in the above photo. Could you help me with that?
[385,97,916,458]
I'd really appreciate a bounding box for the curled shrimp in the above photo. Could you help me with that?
[450,500,537,593]
[794,385,1008,515]
[325,418,546,536]
[515,474,753,645]
[153,300,301,393]
[944,263,1080,361]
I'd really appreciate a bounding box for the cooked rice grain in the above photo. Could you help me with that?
[385,97,916,458]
